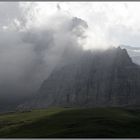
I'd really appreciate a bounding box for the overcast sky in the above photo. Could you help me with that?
[0,2,140,100]
[1,2,140,49]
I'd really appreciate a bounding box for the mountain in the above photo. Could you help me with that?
[120,45,140,65]
[18,47,140,110]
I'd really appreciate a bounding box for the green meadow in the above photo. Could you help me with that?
[0,107,140,138]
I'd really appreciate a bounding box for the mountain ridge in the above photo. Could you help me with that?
[18,47,140,110]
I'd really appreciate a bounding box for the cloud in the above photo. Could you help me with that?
[0,2,88,101]
[55,2,140,49]
[0,2,140,109]
[0,2,21,26]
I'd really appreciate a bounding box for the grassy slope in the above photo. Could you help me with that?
[0,107,140,138]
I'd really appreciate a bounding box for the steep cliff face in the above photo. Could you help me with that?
[19,47,140,109]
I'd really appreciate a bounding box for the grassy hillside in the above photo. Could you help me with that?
[0,107,140,138]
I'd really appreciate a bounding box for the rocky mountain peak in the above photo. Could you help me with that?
[18,47,140,110]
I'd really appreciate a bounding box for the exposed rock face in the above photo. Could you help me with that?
[120,45,140,65]
[19,47,140,109]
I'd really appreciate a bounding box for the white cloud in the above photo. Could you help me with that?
[9,2,139,49]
